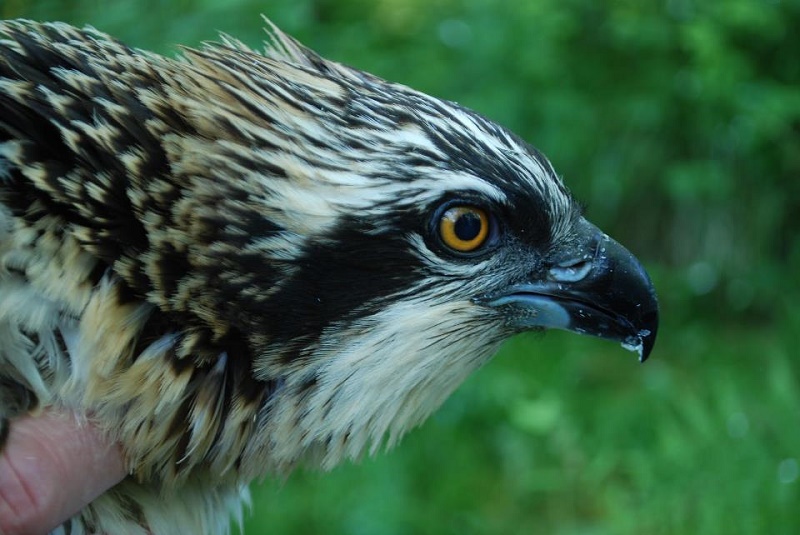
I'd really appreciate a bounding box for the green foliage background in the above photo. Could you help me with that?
[2,1,798,533]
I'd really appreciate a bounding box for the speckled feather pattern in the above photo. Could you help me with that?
[0,19,579,533]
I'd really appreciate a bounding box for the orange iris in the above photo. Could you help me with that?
[438,206,489,253]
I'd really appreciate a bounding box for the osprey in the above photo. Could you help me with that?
[0,20,658,534]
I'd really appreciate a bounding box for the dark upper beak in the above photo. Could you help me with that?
[482,220,659,361]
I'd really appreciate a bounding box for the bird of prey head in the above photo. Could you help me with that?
[0,19,658,533]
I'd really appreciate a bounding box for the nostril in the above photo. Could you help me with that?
[548,259,593,283]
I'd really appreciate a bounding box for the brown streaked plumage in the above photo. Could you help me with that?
[0,19,658,533]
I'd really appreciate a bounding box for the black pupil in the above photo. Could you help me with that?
[454,211,482,241]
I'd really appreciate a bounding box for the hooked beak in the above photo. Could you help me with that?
[482,221,659,361]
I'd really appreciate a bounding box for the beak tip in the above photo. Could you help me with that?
[640,339,654,363]
[637,308,659,363]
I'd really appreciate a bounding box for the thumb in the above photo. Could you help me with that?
[0,410,126,535]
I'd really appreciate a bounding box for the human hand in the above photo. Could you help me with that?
[0,410,126,534]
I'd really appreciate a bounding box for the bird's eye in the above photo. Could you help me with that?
[438,205,490,253]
